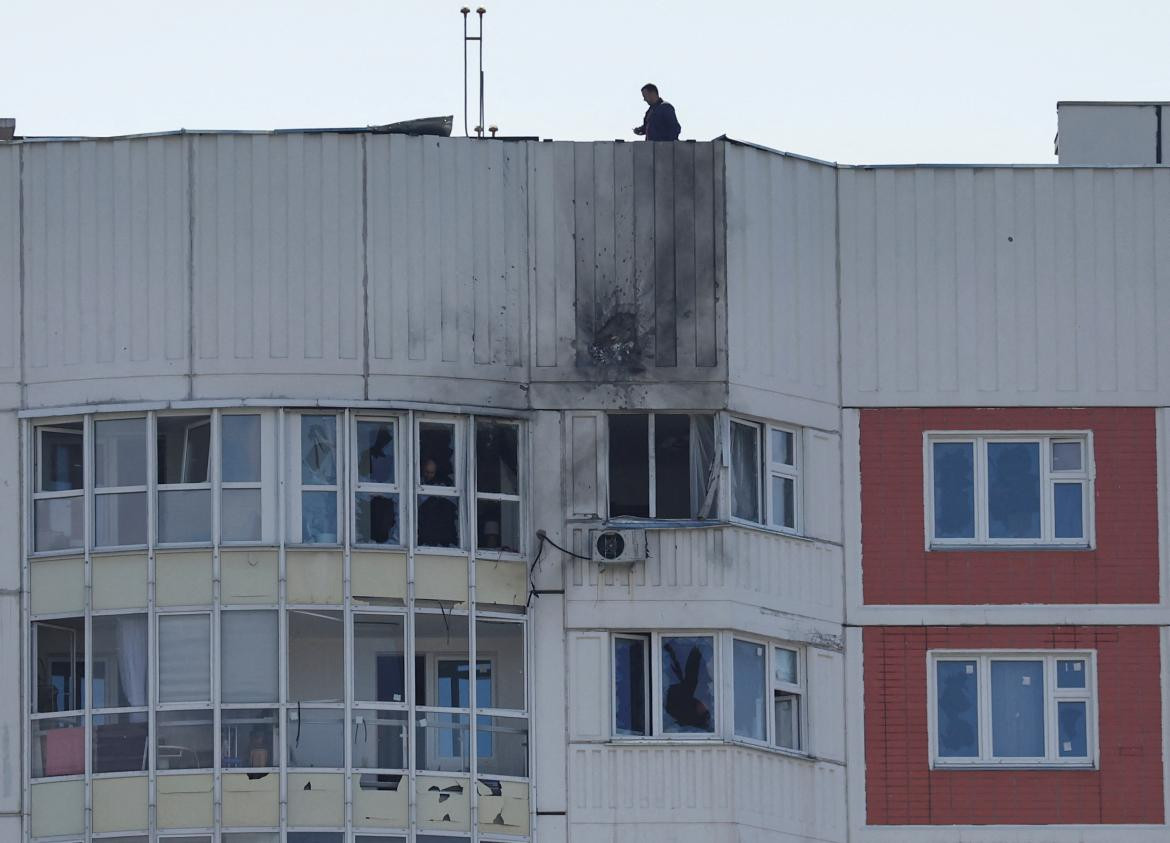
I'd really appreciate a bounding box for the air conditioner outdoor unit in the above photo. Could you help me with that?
[590,529,646,566]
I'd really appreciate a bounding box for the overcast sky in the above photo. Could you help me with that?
[9,0,1170,163]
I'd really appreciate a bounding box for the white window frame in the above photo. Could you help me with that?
[611,633,652,738]
[473,416,524,557]
[155,412,214,547]
[31,420,85,554]
[288,411,342,545]
[928,650,1098,769]
[92,413,149,550]
[729,416,802,535]
[728,635,806,753]
[925,431,1094,549]
[218,409,274,545]
[351,414,405,548]
[609,630,721,741]
[414,414,464,550]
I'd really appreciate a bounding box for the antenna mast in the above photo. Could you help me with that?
[461,7,487,138]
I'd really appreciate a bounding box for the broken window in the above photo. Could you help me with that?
[94,416,147,547]
[607,413,717,520]
[158,613,211,704]
[221,708,278,770]
[33,421,84,551]
[354,417,401,546]
[221,610,278,703]
[33,616,86,713]
[157,414,212,543]
[417,419,461,548]
[930,434,1090,546]
[221,413,263,542]
[298,414,340,543]
[156,709,214,770]
[661,635,715,734]
[932,652,1095,766]
[287,708,344,768]
[613,634,649,737]
[288,610,343,703]
[731,418,801,532]
[353,613,407,703]
[415,611,472,771]
[475,419,521,553]
[352,708,409,769]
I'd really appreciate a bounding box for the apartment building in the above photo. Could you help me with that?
[0,101,1167,843]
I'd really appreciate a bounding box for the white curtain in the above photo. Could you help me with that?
[115,614,148,707]
[688,415,717,519]
[222,611,279,703]
[158,614,211,703]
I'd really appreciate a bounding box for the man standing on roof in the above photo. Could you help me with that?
[634,83,681,141]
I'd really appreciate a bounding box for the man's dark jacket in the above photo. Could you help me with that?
[642,100,681,141]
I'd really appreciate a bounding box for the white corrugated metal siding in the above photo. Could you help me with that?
[724,144,839,426]
[840,165,1170,406]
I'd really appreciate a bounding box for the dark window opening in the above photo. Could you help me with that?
[608,414,716,520]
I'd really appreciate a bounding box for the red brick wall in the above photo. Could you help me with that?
[864,626,1164,825]
[860,407,1159,604]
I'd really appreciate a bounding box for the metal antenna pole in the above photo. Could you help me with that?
[461,7,471,137]
[477,7,486,138]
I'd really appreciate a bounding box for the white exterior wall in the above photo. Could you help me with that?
[724,144,840,431]
[840,165,1170,407]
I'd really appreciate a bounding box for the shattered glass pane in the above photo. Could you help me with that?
[476,420,518,495]
[991,660,1044,757]
[358,420,396,484]
[932,442,974,539]
[936,660,978,757]
[987,442,1041,539]
[356,492,400,545]
[300,415,337,485]
[661,636,715,734]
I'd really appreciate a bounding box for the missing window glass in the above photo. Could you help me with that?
[609,414,716,520]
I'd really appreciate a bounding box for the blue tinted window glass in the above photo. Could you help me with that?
[1056,659,1086,689]
[614,637,647,736]
[991,660,1045,757]
[1054,483,1084,539]
[732,639,766,741]
[1058,701,1088,758]
[987,442,1041,539]
[936,661,978,757]
[933,443,975,539]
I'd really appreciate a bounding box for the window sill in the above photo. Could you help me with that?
[607,736,821,763]
[604,517,817,544]
[932,761,1097,771]
[929,543,1094,552]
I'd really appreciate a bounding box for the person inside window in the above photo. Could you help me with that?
[418,457,458,547]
